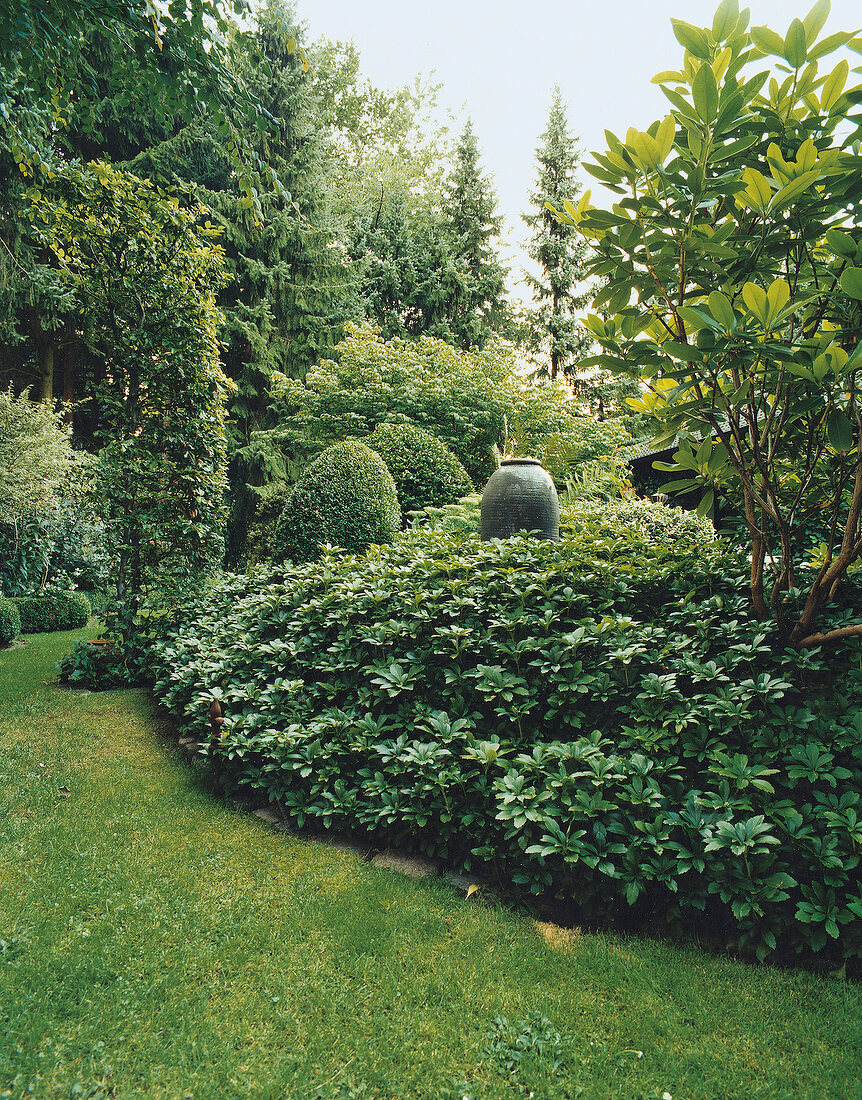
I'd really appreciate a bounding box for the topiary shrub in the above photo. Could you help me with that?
[363,423,473,516]
[271,441,401,564]
[13,591,91,634]
[0,597,21,644]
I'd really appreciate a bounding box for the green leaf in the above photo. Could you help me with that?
[783,18,808,68]
[820,59,849,111]
[742,282,768,321]
[712,0,740,41]
[765,278,790,324]
[696,489,715,517]
[827,410,855,452]
[825,229,857,260]
[708,291,735,329]
[655,114,676,162]
[663,340,705,362]
[740,166,773,211]
[769,169,821,213]
[751,25,786,56]
[839,267,862,301]
[671,19,711,58]
[692,62,719,123]
[802,0,831,44]
[808,30,856,61]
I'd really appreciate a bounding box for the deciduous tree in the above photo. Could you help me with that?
[27,162,230,618]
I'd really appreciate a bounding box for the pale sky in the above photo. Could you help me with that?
[297,0,861,295]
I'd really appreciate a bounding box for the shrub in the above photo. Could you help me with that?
[561,497,715,548]
[13,591,92,633]
[363,423,473,516]
[245,480,293,566]
[409,492,482,533]
[0,597,21,645]
[269,325,637,486]
[271,441,401,564]
[151,528,862,968]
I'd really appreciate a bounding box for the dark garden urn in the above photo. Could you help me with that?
[480,458,560,541]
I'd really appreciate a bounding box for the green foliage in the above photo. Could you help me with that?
[560,453,634,502]
[272,440,401,563]
[244,480,294,566]
[0,595,20,643]
[27,161,230,620]
[441,119,509,349]
[8,629,862,1100]
[0,387,75,521]
[152,533,862,964]
[522,87,592,380]
[562,497,716,546]
[363,423,473,515]
[408,492,482,533]
[0,0,306,226]
[556,1,862,648]
[270,324,625,486]
[151,523,861,966]
[12,591,90,634]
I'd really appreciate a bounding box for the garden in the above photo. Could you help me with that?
[2,0,862,1095]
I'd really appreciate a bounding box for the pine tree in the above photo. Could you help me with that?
[441,119,508,349]
[522,87,591,380]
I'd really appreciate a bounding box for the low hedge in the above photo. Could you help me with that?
[151,526,862,968]
[0,597,21,644]
[13,591,91,634]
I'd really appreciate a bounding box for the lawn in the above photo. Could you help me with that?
[1,628,861,1100]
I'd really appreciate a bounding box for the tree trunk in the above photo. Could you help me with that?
[26,309,55,402]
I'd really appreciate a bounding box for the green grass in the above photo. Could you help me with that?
[1,630,861,1100]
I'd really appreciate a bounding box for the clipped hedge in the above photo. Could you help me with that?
[0,597,21,644]
[272,440,401,564]
[12,591,91,634]
[153,523,862,967]
[363,422,473,515]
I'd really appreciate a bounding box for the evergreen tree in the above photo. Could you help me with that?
[441,119,508,349]
[522,87,591,381]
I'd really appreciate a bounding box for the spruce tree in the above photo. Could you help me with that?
[522,87,591,380]
[441,119,508,349]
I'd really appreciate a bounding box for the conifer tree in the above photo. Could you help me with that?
[522,87,591,380]
[441,119,508,349]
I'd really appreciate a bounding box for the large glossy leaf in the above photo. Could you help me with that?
[783,18,808,68]
[742,282,768,322]
[671,19,710,58]
[712,0,740,41]
[693,62,719,123]
[821,59,849,111]
[802,0,831,43]
[751,25,785,56]
[825,229,857,260]
[827,410,855,452]
[708,291,736,329]
[839,267,862,301]
[769,169,821,213]
[808,30,857,61]
[695,489,716,517]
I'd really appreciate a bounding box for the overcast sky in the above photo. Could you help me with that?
[296,0,861,295]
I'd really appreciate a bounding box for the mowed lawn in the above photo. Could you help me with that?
[1,629,861,1100]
